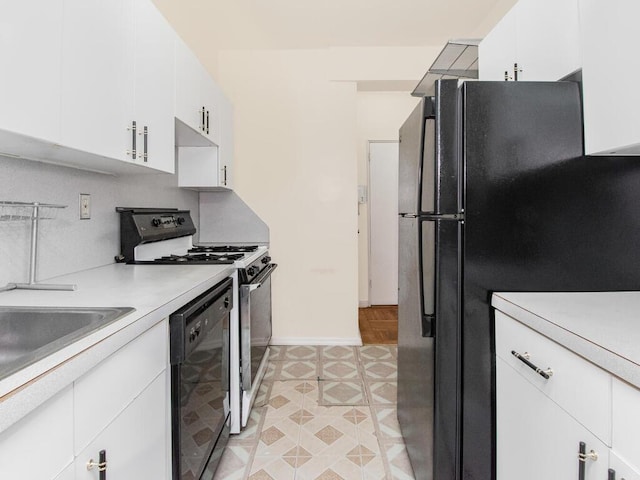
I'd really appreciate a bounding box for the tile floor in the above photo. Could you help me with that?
[213,345,416,480]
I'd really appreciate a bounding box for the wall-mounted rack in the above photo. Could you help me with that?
[0,201,76,292]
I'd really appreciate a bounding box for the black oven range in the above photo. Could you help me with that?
[115,207,277,477]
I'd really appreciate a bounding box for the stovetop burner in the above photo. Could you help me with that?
[134,252,245,265]
[190,245,259,254]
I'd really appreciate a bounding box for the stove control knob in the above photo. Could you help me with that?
[177,217,185,225]
[248,266,258,276]
[151,217,161,227]
[261,256,271,264]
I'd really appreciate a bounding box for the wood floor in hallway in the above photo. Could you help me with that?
[358,305,398,345]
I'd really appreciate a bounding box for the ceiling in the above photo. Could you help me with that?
[152,0,517,51]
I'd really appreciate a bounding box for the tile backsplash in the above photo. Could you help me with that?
[0,156,198,287]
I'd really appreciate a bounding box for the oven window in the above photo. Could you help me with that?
[177,315,229,479]
[249,276,272,384]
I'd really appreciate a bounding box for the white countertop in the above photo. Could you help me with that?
[0,262,235,433]
[492,291,640,389]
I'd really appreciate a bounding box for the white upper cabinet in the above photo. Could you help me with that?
[132,0,176,173]
[478,3,518,81]
[175,36,234,189]
[61,0,175,173]
[60,0,133,163]
[580,0,640,155]
[479,0,581,82]
[0,0,63,143]
[175,38,220,145]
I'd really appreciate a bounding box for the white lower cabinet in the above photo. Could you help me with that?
[0,385,74,480]
[75,371,168,480]
[53,463,76,480]
[73,319,169,479]
[497,358,609,480]
[0,319,170,480]
[496,309,640,480]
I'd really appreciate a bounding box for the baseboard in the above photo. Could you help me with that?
[359,300,370,308]
[271,336,363,346]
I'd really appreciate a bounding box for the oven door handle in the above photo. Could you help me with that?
[242,264,278,292]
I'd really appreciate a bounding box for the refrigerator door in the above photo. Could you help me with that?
[397,215,434,480]
[459,81,584,480]
[399,98,435,215]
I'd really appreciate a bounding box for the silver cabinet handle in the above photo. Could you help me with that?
[143,126,148,162]
[206,109,210,134]
[511,350,553,379]
[127,121,137,159]
[223,165,227,185]
[200,107,206,132]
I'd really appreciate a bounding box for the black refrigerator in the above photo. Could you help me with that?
[397,78,640,480]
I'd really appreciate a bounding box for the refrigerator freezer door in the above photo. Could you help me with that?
[398,215,435,480]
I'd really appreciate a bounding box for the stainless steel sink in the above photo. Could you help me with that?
[0,306,135,381]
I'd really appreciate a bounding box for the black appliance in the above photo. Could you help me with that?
[170,277,233,480]
[397,79,640,480]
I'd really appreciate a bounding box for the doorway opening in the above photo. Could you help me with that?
[360,141,399,344]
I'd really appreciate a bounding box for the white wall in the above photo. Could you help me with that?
[215,47,435,343]
[0,156,198,287]
[217,49,360,344]
[356,92,422,306]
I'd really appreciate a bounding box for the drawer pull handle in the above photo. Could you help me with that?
[511,350,553,379]
[578,442,598,480]
[87,449,107,479]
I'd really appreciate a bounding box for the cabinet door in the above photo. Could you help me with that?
[133,0,175,173]
[0,0,62,142]
[175,38,207,135]
[478,3,517,80]
[610,451,640,480]
[201,75,221,145]
[516,0,580,81]
[0,386,74,480]
[580,0,640,155]
[75,371,168,480]
[497,358,609,480]
[612,377,640,472]
[60,0,133,162]
[74,319,167,454]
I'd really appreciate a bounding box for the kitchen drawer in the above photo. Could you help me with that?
[612,377,640,472]
[495,310,612,444]
[610,450,640,480]
[74,319,168,454]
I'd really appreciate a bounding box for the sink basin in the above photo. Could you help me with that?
[0,306,135,381]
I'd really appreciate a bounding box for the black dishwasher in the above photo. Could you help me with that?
[170,277,233,480]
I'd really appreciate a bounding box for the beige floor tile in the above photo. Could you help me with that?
[214,444,253,480]
[366,381,397,405]
[273,361,318,380]
[362,454,387,480]
[279,345,319,361]
[256,416,300,456]
[319,346,358,362]
[359,346,395,361]
[371,406,403,442]
[381,443,415,480]
[362,360,397,381]
[319,380,368,406]
[298,416,359,457]
[294,456,365,480]
[248,456,296,480]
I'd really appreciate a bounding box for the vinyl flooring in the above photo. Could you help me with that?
[358,306,398,345]
[213,345,415,480]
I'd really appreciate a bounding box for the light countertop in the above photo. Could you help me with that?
[0,262,235,433]
[492,291,640,389]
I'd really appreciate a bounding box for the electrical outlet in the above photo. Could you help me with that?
[79,193,91,220]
